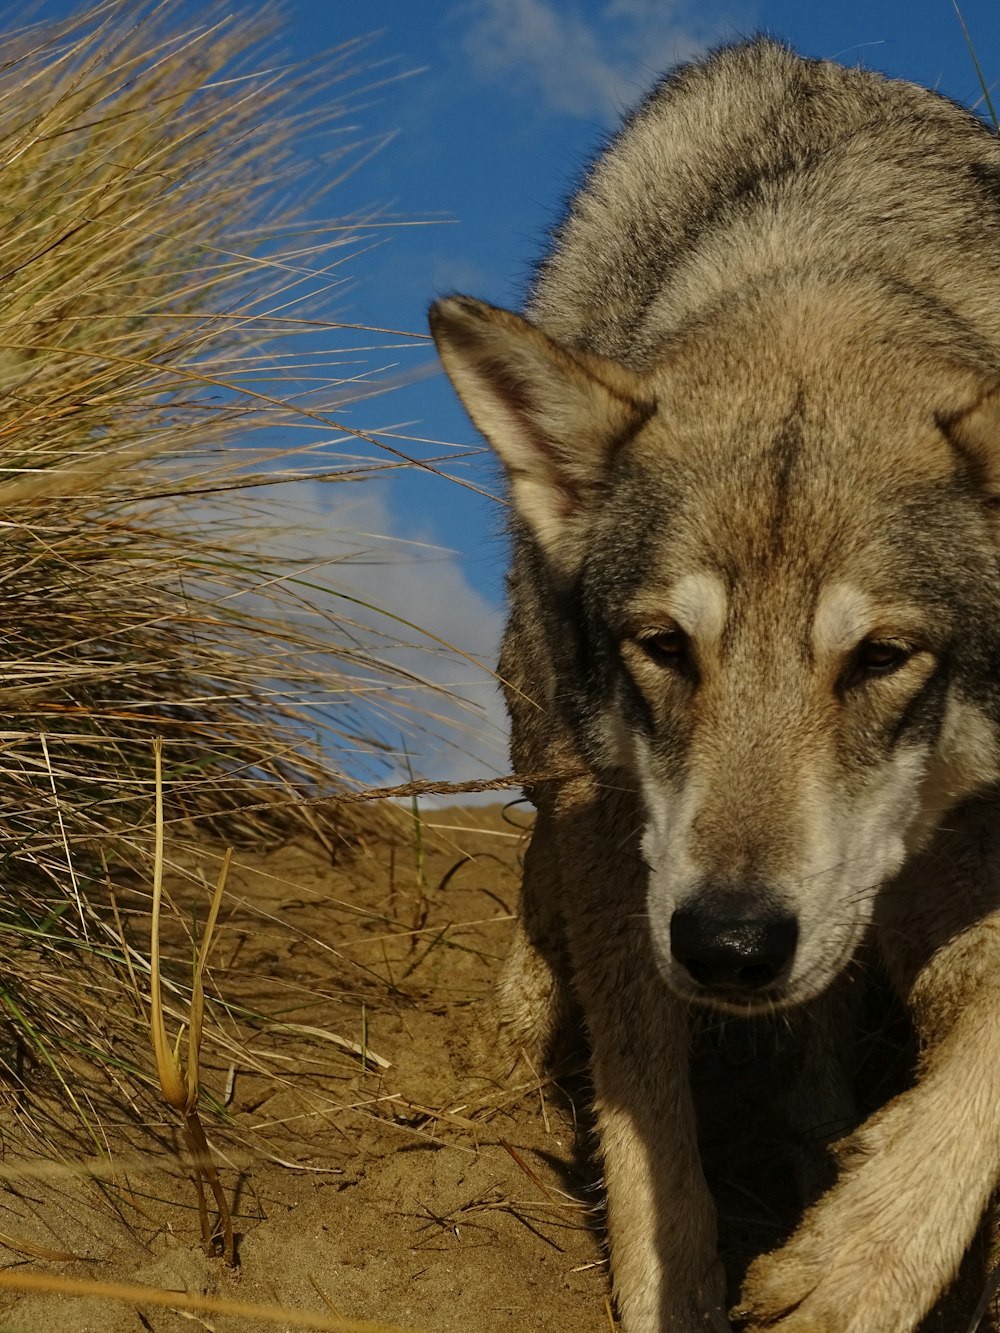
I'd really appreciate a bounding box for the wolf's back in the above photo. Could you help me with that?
[530,38,1000,366]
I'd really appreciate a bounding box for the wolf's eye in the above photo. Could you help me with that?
[854,638,913,678]
[637,627,690,668]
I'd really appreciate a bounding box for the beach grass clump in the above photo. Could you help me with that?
[0,0,420,1136]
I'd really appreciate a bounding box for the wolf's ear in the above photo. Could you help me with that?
[940,383,1000,532]
[429,296,654,561]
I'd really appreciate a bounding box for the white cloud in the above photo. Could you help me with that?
[456,0,731,120]
[225,478,511,800]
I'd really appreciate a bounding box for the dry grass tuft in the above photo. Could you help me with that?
[0,0,429,1139]
[149,737,234,1264]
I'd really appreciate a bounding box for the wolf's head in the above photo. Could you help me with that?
[430,284,1000,1013]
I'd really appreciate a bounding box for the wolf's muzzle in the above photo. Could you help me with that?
[669,888,798,996]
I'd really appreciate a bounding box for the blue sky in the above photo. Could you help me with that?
[27,1,1000,785]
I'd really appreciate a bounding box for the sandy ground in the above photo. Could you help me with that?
[0,802,995,1333]
[0,804,610,1333]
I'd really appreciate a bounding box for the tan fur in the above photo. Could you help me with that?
[431,37,1000,1333]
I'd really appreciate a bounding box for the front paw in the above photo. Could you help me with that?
[732,1175,920,1333]
[734,1232,837,1332]
[733,1098,938,1333]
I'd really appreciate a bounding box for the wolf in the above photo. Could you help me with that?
[429,37,1000,1333]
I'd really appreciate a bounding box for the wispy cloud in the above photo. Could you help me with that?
[456,0,747,120]
[236,480,509,797]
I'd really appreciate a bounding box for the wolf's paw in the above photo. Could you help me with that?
[732,1194,916,1333]
[733,1236,838,1332]
[732,1095,945,1333]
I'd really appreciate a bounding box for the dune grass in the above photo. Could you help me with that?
[0,0,440,1150]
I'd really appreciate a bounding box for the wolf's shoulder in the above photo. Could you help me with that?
[529,37,1000,357]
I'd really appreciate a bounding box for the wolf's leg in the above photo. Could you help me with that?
[737,815,1000,1333]
[495,804,576,1067]
[557,777,730,1333]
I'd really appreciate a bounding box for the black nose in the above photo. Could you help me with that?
[670,892,798,993]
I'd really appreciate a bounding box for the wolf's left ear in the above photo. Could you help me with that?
[940,383,1000,532]
[429,296,654,563]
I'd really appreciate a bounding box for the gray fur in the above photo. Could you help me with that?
[430,37,1000,1332]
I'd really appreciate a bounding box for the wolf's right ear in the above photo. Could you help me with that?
[429,296,654,563]
[939,381,1000,538]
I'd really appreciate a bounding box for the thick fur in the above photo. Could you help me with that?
[430,38,1000,1332]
